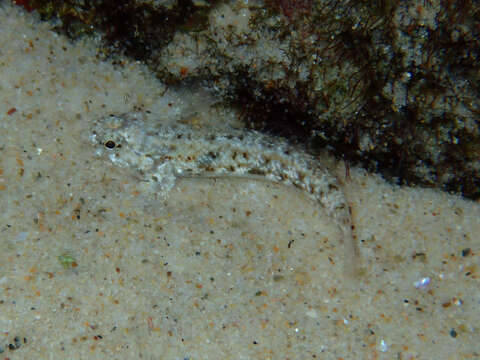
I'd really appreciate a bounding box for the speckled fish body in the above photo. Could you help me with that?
[91,112,358,275]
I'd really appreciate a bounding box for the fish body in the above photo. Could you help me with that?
[91,112,358,275]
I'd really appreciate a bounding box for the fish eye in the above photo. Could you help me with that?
[104,140,116,149]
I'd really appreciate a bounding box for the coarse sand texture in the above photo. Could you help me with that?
[0,3,479,359]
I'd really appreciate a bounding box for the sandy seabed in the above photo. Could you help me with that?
[0,3,478,359]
